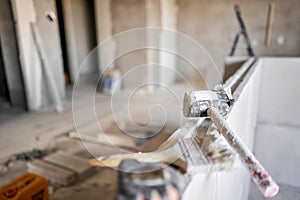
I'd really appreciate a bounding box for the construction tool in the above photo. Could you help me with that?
[265,0,276,47]
[117,159,186,200]
[183,88,279,198]
[229,4,255,57]
[0,173,49,200]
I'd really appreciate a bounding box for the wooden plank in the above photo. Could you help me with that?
[44,151,94,180]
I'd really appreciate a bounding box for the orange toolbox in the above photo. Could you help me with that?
[0,173,49,200]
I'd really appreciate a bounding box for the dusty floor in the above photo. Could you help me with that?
[0,98,24,123]
[1,166,118,200]
[0,85,299,199]
[0,137,119,200]
[249,182,300,200]
[0,84,185,199]
[0,84,185,159]
[2,155,300,200]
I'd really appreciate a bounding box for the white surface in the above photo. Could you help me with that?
[249,182,300,200]
[183,57,300,199]
[258,58,300,127]
[183,59,262,200]
[255,57,300,187]
[255,124,300,187]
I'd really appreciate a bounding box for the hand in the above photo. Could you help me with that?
[136,185,179,200]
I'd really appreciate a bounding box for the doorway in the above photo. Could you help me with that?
[0,0,26,119]
[0,37,9,104]
[56,0,71,84]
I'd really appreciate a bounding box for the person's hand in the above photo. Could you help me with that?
[136,185,179,200]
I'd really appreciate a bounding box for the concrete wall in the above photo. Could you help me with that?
[111,0,147,88]
[177,0,300,82]
[11,0,65,110]
[159,0,178,86]
[94,0,115,75]
[63,0,98,82]
[0,0,26,109]
[255,58,300,187]
[10,0,300,109]
[93,0,300,89]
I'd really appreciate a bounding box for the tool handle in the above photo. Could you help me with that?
[265,1,276,47]
[207,107,279,198]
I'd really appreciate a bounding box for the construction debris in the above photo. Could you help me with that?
[44,151,95,180]
[27,159,75,186]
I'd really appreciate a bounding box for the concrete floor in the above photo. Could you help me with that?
[0,98,24,123]
[1,84,299,199]
[2,158,300,200]
[249,182,300,200]
[0,84,185,196]
[0,136,119,200]
[0,83,186,158]
[2,154,300,200]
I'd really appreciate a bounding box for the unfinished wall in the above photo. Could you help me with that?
[63,0,98,82]
[0,0,26,109]
[159,0,178,86]
[111,0,147,88]
[10,0,65,110]
[93,0,300,89]
[177,0,300,80]
[255,58,300,187]
[94,0,114,74]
